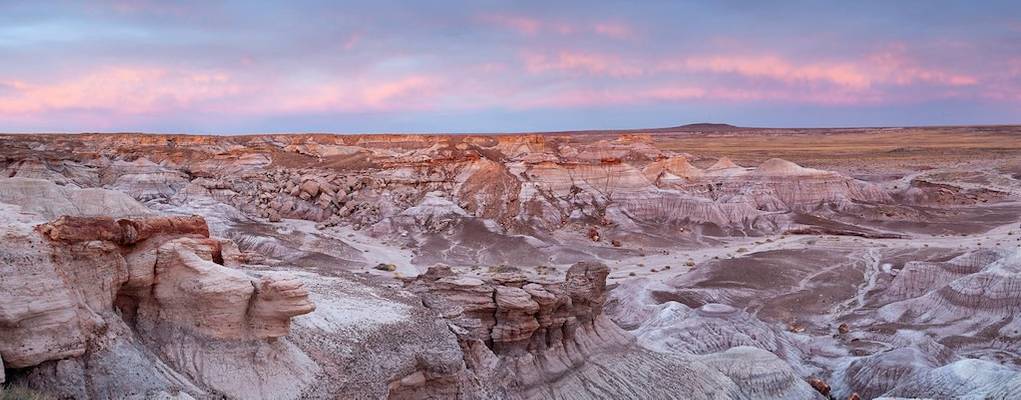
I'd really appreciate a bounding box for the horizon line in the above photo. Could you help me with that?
[2,122,1020,137]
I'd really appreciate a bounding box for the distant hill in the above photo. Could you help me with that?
[532,122,745,136]
[658,123,740,131]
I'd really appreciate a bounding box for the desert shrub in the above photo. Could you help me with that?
[1,385,55,400]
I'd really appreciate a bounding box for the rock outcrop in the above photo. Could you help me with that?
[0,182,316,399]
[403,262,631,397]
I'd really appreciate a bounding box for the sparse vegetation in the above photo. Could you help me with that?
[1,385,55,400]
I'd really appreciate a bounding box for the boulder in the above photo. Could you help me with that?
[300,180,321,198]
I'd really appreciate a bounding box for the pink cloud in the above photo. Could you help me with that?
[517,48,978,94]
[867,51,977,86]
[361,76,438,106]
[520,51,878,88]
[669,49,977,89]
[513,83,890,109]
[523,51,643,77]
[517,86,706,108]
[0,66,448,120]
[262,74,443,113]
[668,56,873,89]
[0,67,241,116]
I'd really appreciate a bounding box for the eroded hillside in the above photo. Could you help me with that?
[2,126,1020,399]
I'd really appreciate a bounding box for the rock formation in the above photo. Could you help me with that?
[0,133,897,253]
[402,262,633,397]
[1,128,1019,399]
[0,181,316,399]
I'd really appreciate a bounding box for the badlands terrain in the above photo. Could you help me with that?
[2,124,1021,399]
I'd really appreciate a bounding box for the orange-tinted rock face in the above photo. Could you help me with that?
[37,215,209,244]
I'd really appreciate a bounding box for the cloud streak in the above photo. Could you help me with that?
[0,67,240,115]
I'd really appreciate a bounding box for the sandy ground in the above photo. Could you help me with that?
[606,214,1021,283]
[278,219,420,276]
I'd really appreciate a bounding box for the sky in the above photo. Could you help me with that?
[1,0,1019,133]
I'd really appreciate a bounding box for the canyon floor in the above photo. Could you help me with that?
[2,124,1021,399]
